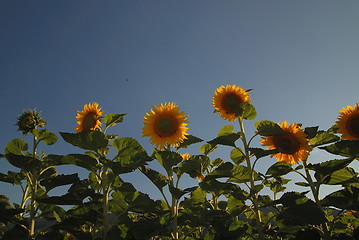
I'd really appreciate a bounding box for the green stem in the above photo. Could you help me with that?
[29,134,38,238]
[169,172,178,240]
[238,117,264,240]
[302,161,331,240]
[101,166,110,239]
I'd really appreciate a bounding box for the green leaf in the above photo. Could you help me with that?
[37,193,84,205]
[208,133,240,147]
[112,137,151,173]
[60,130,108,152]
[200,143,217,155]
[5,153,41,172]
[266,162,293,177]
[176,134,203,149]
[33,129,58,145]
[304,126,319,139]
[249,147,279,159]
[254,120,287,136]
[190,187,207,205]
[218,125,234,137]
[230,148,245,164]
[239,102,257,120]
[4,138,28,155]
[104,113,126,128]
[321,186,359,210]
[322,167,357,185]
[321,140,359,158]
[152,150,182,175]
[307,158,354,183]
[200,179,236,196]
[139,166,168,190]
[229,165,261,183]
[176,154,210,178]
[309,131,339,147]
[46,154,99,171]
[276,192,327,225]
[40,174,80,192]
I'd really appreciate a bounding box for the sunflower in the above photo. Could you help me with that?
[142,103,189,149]
[75,102,103,132]
[260,121,312,164]
[181,153,190,161]
[336,103,359,140]
[212,84,251,121]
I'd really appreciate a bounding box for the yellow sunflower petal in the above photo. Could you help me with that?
[336,103,359,140]
[75,102,103,133]
[260,121,312,164]
[142,102,189,149]
[212,84,251,121]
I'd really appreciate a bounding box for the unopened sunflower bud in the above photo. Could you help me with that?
[16,109,47,135]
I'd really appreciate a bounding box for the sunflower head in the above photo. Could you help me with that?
[260,121,312,164]
[336,103,359,140]
[142,102,189,149]
[16,109,47,135]
[212,84,251,121]
[75,102,103,133]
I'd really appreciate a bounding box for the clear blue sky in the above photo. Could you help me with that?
[1,0,359,204]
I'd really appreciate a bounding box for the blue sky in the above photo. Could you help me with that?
[1,0,359,204]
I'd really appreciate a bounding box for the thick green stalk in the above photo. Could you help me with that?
[238,117,264,240]
[302,161,331,240]
[169,172,178,240]
[101,167,110,239]
[29,134,38,237]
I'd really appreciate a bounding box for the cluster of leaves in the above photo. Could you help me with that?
[1,105,359,240]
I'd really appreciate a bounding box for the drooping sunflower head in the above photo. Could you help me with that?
[16,109,47,135]
[336,103,359,140]
[142,102,189,149]
[260,121,312,164]
[75,102,103,133]
[212,84,251,121]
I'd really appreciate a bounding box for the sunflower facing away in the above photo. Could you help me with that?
[336,103,359,140]
[260,121,312,164]
[142,103,189,149]
[212,84,251,121]
[75,102,103,133]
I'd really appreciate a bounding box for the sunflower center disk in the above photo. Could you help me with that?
[347,115,359,138]
[223,93,243,114]
[83,112,98,131]
[273,135,300,154]
[156,117,177,137]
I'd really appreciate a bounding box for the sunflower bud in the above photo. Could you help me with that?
[16,109,47,135]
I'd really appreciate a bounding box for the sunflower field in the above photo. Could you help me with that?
[1,84,359,240]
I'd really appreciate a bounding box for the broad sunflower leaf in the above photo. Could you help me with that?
[217,125,234,136]
[200,179,236,196]
[304,126,319,139]
[321,186,359,210]
[45,154,99,171]
[321,167,357,185]
[208,133,241,147]
[60,130,108,152]
[152,149,182,174]
[33,129,58,145]
[36,193,84,205]
[254,120,287,136]
[309,131,339,147]
[4,138,28,155]
[307,158,354,183]
[176,154,210,179]
[320,140,359,158]
[249,147,279,159]
[4,153,41,172]
[229,164,261,183]
[112,137,152,173]
[239,102,257,120]
[176,134,203,149]
[104,113,126,128]
[200,143,217,156]
[266,162,293,177]
[230,148,245,164]
[139,166,168,190]
[40,173,80,192]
